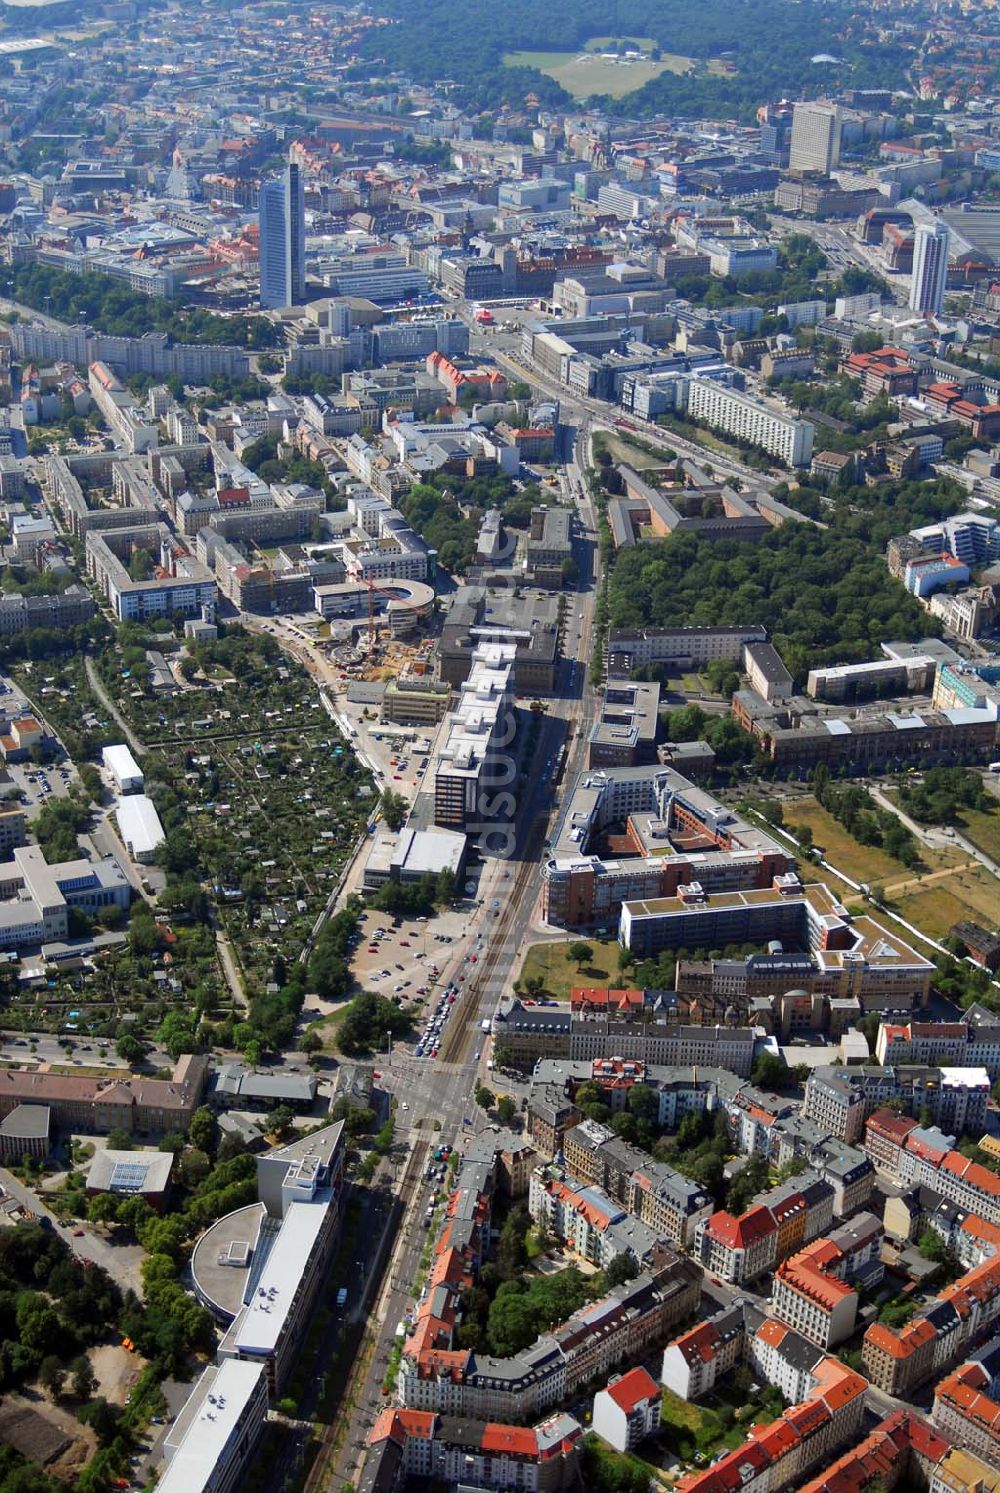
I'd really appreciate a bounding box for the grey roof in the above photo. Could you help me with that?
[0,1103,50,1139]
[211,1064,317,1103]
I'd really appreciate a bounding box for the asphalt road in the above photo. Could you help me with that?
[0,1165,144,1294]
[318,417,603,1487]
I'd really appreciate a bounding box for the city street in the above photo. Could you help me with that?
[0,1165,145,1295]
[315,420,603,1487]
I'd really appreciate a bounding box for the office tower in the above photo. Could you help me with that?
[258,162,305,309]
[909,220,950,316]
[328,298,352,337]
[789,103,842,175]
[758,103,793,167]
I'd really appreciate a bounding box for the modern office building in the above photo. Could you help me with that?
[789,103,842,175]
[201,1122,346,1395]
[910,220,950,316]
[431,641,516,833]
[259,162,305,310]
[158,1360,269,1493]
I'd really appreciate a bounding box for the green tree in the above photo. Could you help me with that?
[86,1193,120,1226]
[70,1354,96,1401]
[603,1252,640,1289]
[752,1052,790,1092]
[496,1095,516,1125]
[267,1104,295,1139]
[39,1354,65,1397]
[567,941,593,971]
[188,1105,216,1153]
[380,789,408,832]
[115,1033,146,1064]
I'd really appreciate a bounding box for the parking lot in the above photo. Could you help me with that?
[5,756,79,820]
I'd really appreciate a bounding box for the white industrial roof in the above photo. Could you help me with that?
[103,743,142,782]
[158,1359,266,1493]
[115,794,165,857]
[233,1198,330,1355]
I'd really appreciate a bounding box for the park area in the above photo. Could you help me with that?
[783,795,962,887]
[503,34,730,98]
[518,938,624,1001]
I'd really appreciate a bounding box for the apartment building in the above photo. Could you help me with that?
[679,1338,866,1493]
[877,1017,1000,1077]
[562,1120,714,1250]
[527,1166,662,1273]
[864,1108,1000,1224]
[661,1303,745,1401]
[495,1002,756,1077]
[592,1367,661,1453]
[88,361,158,453]
[934,1360,1000,1471]
[697,1205,777,1285]
[0,584,95,638]
[772,1239,859,1349]
[45,452,160,539]
[86,523,216,622]
[798,1410,953,1493]
[806,1060,987,1142]
[682,377,814,467]
[864,1254,1000,1395]
[363,1408,583,1493]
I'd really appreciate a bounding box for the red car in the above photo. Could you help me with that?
[470,955,478,964]
[393,773,403,780]
[368,946,379,953]
[400,940,410,947]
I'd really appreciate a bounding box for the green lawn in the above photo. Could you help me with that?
[503,48,691,98]
[592,430,668,471]
[783,797,959,886]
[960,806,1000,863]
[518,938,623,1000]
[896,866,1000,942]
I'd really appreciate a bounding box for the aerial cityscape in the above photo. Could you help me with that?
[7,1,1000,1491]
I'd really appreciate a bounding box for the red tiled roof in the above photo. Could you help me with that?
[706,1205,776,1250]
[480,1424,537,1456]
[605,1366,659,1414]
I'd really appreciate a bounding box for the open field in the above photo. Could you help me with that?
[896,865,1000,942]
[504,48,691,98]
[960,806,1000,863]
[519,938,622,999]
[596,432,669,471]
[784,797,962,886]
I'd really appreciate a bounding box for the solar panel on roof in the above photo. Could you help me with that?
[109,1160,149,1192]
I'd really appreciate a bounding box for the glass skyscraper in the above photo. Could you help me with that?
[259,161,305,309]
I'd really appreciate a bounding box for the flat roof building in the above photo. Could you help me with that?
[0,1103,50,1161]
[103,743,143,795]
[158,1359,268,1493]
[115,794,165,863]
